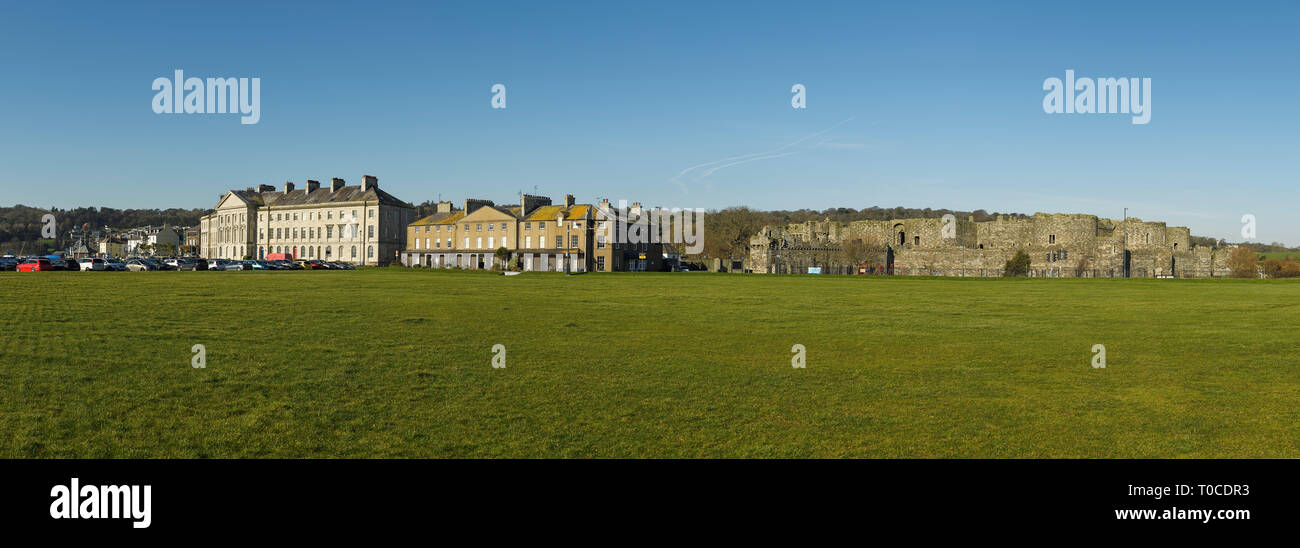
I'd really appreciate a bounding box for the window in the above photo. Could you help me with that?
[415,239,421,250]
[597,256,605,271]
[525,222,531,229]
[464,237,469,248]
[326,226,332,239]
[293,213,299,221]
[526,236,532,248]
[351,246,357,258]
[570,235,578,248]
[502,236,507,248]
[913,235,919,245]
[435,239,440,249]
[369,209,375,218]
[488,223,493,231]
[328,211,333,219]
[1049,234,1056,244]
[368,225,374,238]
[446,238,451,248]
[597,235,606,249]
[435,225,440,232]
[555,236,562,248]
[367,245,374,258]
[476,224,482,231]
[476,237,482,249]
[501,223,507,230]
[488,237,495,249]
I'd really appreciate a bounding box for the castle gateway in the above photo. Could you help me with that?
[747,213,1233,278]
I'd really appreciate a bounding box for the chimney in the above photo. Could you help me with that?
[362,175,378,192]
[436,201,454,213]
[520,194,552,216]
[968,215,974,223]
[257,184,275,193]
[464,199,494,214]
[285,182,295,193]
[306,180,320,193]
[330,178,345,193]
[564,194,575,208]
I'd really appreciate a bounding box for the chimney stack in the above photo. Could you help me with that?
[464,199,494,214]
[257,184,275,193]
[362,175,378,192]
[564,194,575,208]
[330,178,345,193]
[306,180,320,193]
[436,201,454,213]
[520,194,552,216]
[284,182,295,192]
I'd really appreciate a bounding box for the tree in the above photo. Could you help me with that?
[1003,249,1031,277]
[838,235,887,269]
[494,246,511,270]
[1227,246,1258,278]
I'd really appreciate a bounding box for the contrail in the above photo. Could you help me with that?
[672,116,855,184]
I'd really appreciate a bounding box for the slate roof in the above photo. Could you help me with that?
[228,185,411,208]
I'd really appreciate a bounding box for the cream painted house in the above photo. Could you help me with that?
[200,175,415,265]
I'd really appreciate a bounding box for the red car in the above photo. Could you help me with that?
[17,258,53,272]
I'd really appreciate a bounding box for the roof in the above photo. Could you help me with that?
[224,185,412,209]
[522,204,591,222]
[411,211,465,226]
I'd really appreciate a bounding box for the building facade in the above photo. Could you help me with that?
[200,175,415,265]
[400,194,664,272]
[748,213,1234,278]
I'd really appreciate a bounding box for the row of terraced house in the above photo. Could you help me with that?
[199,175,664,272]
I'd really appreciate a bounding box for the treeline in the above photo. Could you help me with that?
[0,204,211,252]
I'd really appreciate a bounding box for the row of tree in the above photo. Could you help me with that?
[0,204,210,254]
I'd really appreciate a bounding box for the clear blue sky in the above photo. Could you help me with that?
[1,1,1296,244]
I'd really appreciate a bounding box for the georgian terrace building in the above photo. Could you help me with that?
[400,194,663,272]
[200,175,416,265]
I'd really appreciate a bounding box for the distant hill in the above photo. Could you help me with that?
[0,204,211,253]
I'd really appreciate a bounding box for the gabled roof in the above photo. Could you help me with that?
[412,211,465,226]
[523,204,591,222]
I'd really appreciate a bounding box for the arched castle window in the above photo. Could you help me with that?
[1173,243,1178,250]
[1049,234,1055,244]
[1145,232,1150,244]
[978,244,984,249]
[898,231,905,245]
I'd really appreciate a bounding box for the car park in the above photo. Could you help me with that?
[17,258,53,272]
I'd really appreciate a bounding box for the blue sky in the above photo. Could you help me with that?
[1,1,1296,244]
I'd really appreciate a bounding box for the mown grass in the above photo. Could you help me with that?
[2,269,1298,458]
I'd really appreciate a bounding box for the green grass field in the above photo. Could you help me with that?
[2,269,1298,458]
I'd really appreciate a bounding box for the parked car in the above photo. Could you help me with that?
[104,258,128,271]
[176,258,208,271]
[145,258,175,271]
[77,258,109,271]
[0,257,16,271]
[274,260,303,270]
[299,259,328,270]
[17,258,53,272]
[220,260,252,271]
[125,259,156,271]
[251,260,275,270]
[49,258,77,271]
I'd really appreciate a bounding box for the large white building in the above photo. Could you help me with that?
[200,175,415,265]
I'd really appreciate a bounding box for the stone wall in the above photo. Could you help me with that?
[748,212,1232,278]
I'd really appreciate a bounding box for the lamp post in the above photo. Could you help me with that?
[1122,207,1128,278]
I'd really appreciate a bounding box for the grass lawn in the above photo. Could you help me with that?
[2,269,1298,458]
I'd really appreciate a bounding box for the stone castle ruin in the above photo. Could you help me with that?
[747,213,1233,278]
